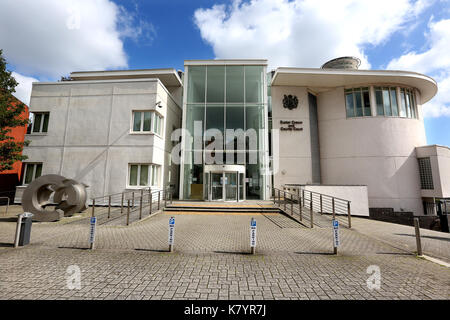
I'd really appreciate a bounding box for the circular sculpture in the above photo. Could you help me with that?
[22,174,88,222]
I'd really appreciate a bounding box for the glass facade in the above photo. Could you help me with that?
[182,63,267,200]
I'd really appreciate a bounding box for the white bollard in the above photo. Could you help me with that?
[168,216,175,252]
[250,217,257,254]
[89,216,97,250]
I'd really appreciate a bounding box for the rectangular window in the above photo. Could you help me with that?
[418,158,433,190]
[375,87,399,117]
[27,112,49,134]
[399,89,407,117]
[22,163,43,185]
[345,87,371,118]
[128,164,161,187]
[132,111,163,135]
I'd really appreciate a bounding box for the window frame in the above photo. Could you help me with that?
[345,85,418,119]
[130,110,164,136]
[127,163,161,188]
[344,87,372,118]
[27,112,50,134]
[22,163,43,185]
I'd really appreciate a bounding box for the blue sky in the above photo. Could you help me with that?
[1,0,449,146]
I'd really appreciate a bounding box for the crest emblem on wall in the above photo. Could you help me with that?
[283,94,299,110]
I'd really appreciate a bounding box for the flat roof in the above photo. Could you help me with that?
[70,68,182,87]
[271,68,438,104]
[184,59,268,66]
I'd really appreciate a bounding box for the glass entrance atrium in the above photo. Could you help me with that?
[181,61,268,201]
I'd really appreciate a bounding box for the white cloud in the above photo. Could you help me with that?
[194,0,427,69]
[388,19,450,117]
[11,72,38,105]
[0,0,154,79]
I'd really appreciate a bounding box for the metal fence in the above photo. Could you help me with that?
[0,197,10,216]
[272,187,352,228]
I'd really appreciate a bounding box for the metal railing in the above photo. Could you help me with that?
[0,197,10,216]
[90,187,173,226]
[272,187,352,228]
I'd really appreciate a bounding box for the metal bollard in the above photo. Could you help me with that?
[139,189,143,220]
[121,192,124,213]
[291,193,294,216]
[158,191,161,210]
[92,199,95,217]
[414,218,423,256]
[149,192,153,215]
[320,194,323,214]
[132,192,135,208]
[347,201,352,228]
[298,195,302,221]
[13,214,23,248]
[126,199,130,226]
[108,195,111,219]
[332,198,335,220]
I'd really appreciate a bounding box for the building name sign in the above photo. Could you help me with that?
[280,120,303,131]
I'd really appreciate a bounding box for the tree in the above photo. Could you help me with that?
[0,49,29,172]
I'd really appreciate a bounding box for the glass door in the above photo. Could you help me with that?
[225,172,237,201]
[211,173,223,201]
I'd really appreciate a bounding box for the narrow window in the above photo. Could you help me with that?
[345,89,355,117]
[23,163,43,185]
[375,87,384,116]
[28,112,49,133]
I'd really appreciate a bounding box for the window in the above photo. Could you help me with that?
[22,163,42,185]
[131,111,163,135]
[27,112,49,134]
[400,88,417,119]
[345,87,371,117]
[128,164,161,187]
[418,158,433,190]
[375,87,399,116]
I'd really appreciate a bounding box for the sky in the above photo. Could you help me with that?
[1,0,449,146]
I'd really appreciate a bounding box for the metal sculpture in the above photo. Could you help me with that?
[22,174,88,222]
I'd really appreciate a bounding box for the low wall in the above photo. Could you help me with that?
[369,208,444,231]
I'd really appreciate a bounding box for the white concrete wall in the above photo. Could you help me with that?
[271,86,313,187]
[417,145,450,198]
[317,87,426,215]
[303,185,369,217]
[18,79,182,203]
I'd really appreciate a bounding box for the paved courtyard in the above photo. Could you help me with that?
[0,207,449,300]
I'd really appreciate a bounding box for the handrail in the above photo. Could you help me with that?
[89,186,173,226]
[0,197,10,215]
[272,186,352,228]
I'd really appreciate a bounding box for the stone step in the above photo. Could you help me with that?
[164,206,280,213]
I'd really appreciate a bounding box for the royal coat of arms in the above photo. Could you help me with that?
[283,94,299,110]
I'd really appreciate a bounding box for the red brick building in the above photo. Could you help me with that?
[0,96,29,203]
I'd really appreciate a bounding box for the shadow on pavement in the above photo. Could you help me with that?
[294,251,335,255]
[213,250,253,255]
[394,233,450,242]
[135,248,170,253]
[0,242,14,248]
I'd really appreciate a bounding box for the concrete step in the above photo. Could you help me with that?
[164,206,280,213]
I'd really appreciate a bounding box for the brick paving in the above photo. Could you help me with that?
[0,208,449,300]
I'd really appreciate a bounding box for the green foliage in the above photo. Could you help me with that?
[0,49,30,172]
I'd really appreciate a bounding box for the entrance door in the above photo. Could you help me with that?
[211,173,223,201]
[225,172,238,201]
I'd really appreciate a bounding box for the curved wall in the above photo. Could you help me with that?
[317,87,426,215]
